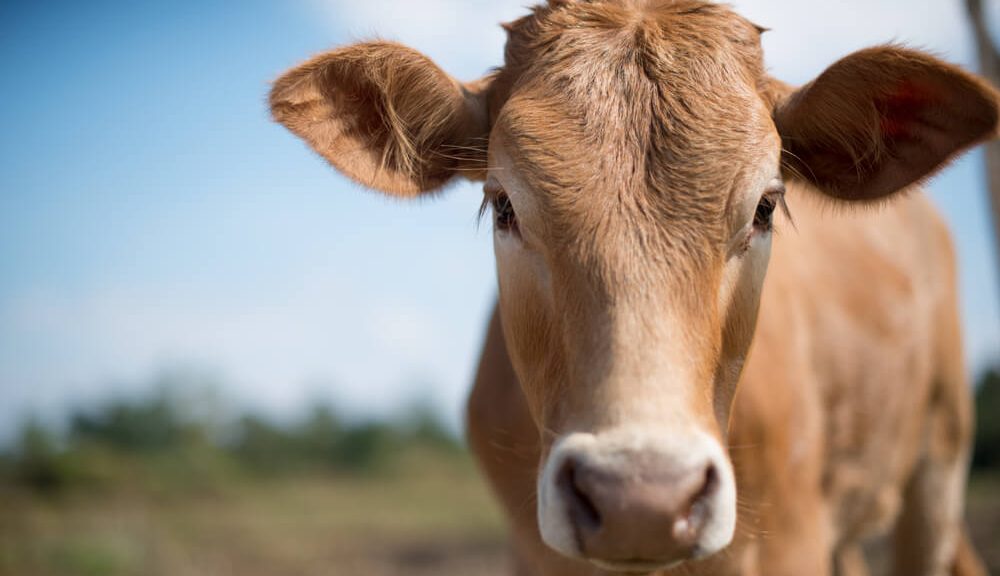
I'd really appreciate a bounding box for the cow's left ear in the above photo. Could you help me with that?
[773,46,1000,201]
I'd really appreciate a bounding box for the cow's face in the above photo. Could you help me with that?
[484,6,779,567]
[270,0,999,571]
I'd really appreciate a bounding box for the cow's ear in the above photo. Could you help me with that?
[270,42,492,197]
[773,46,1000,201]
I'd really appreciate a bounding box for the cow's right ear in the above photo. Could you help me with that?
[270,42,492,197]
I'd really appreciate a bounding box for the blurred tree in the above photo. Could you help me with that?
[296,405,344,460]
[407,403,462,452]
[336,422,401,471]
[2,381,466,487]
[231,414,300,473]
[12,417,67,492]
[973,367,1000,470]
[966,0,1000,284]
[70,394,189,453]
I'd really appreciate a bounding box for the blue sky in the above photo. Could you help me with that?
[1,1,998,438]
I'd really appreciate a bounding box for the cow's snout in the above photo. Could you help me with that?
[538,430,736,571]
[559,454,718,560]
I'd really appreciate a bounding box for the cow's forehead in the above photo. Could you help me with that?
[490,0,775,243]
[498,0,766,96]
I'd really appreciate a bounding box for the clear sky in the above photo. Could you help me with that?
[1,0,998,439]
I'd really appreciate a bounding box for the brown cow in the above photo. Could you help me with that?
[269,1,996,575]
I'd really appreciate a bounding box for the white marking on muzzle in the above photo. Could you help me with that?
[537,427,737,563]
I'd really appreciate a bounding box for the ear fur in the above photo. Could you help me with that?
[773,46,1000,201]
[270,41,492,197]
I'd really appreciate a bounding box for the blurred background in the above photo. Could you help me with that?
[1,1,998,575]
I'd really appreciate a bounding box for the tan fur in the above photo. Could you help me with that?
[270,1,997,574]
[269,42,491,195]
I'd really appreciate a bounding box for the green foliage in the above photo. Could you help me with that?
[407,404,464,453]
[973,366,1000,471]
[336,422,402,471]
[10,417,70,493]
[231,408,430,475]
[230,414,300,473]
[70,393,193,453]
[1,382,464,494]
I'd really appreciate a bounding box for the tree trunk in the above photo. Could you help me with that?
[966,0,1000,286]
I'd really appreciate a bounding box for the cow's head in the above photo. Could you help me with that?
[271,1,998,571]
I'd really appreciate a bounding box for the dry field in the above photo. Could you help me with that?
[0,452,507,576]
[1,453,997,576]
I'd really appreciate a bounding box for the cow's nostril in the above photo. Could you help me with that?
[549,450,729,565]
[674,463,719,544]
[558,457,602,533]
[698,462,719,501]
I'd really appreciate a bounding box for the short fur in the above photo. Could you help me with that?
[270,1,997,575]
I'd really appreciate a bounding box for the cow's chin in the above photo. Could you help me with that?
[590,558,684,574]
[535,428,737,570]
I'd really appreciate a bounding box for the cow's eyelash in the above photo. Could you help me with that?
[477,184,502,224]
[477,195,491,225]
[752,187,793,235]
[775,192,794,228]
[480,184,518,234]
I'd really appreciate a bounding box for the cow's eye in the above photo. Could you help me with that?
[492,192,518,233]
[754,194,777,230]
[753,184,786,232]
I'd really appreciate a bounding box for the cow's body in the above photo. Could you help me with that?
[270,1,996,574]
[469,189,975,575]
